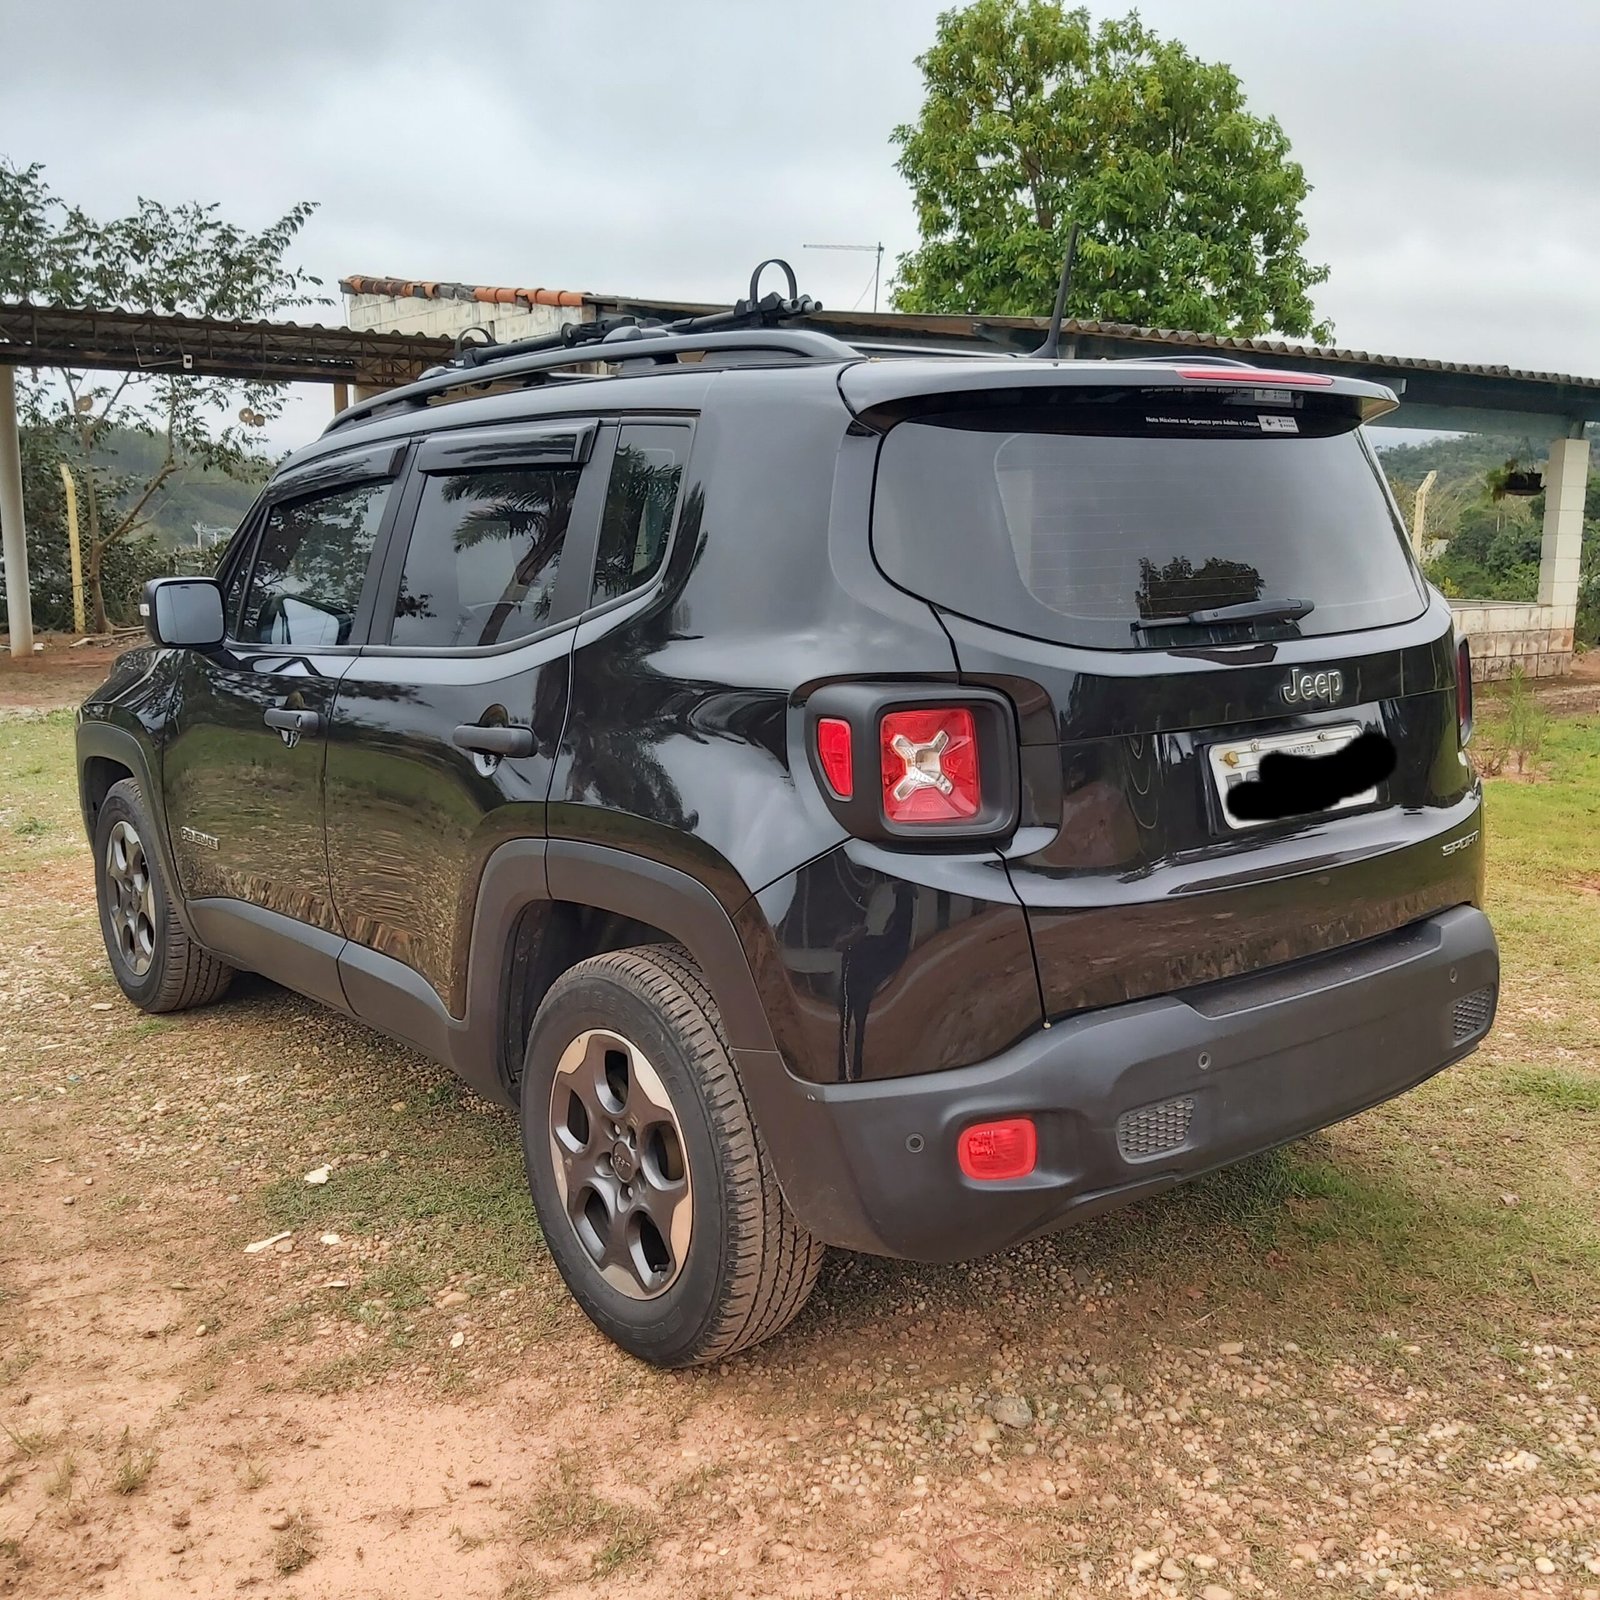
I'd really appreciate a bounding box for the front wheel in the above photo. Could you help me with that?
[93,778,233,1013]
[520,945,822,1367]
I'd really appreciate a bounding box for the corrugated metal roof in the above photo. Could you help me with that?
[338,273,1600,396]
[0,301,454,385]
[602,296,1600,394]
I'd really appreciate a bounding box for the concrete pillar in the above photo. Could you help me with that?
[0,365,34,658]
[332,380,350,414]
[1538,432,1588,618]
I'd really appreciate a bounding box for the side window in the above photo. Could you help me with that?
[218,522,258,638]
[236,481,390,648]
[390,467,579,649]
[590,425,688,606]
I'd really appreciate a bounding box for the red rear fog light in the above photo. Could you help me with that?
[880,707,980,822]
[957,1117,1037,1181]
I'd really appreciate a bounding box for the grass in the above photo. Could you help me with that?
[1,1423,54,1461]
[272,1514,318,1575]
[514,1452,660,1579]
[112,1444,158,1495]
[42,1452,76,1500]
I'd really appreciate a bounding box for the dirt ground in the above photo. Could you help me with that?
[0,636,129,713]
[1,652,1598,1599]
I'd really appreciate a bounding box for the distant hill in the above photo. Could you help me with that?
[88,428,268,550]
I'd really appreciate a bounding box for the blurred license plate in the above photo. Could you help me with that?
[1208,722,1374,831]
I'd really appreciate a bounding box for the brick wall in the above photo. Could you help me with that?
[1448,600,1576,680]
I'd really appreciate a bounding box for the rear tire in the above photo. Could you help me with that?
[93,778,233,1013]
[520,944,822,1367]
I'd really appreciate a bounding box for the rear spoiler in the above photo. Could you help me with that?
[837,359,1400,433]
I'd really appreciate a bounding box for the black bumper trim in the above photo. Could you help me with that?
[739,905,1498,1261]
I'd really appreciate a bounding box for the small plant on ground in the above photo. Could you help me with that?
[1504,664,1548,773]
[272,1515,318,1575]
[43,1452,76,1500]
[112,1445,157,1494]
[1,1423,52,1461]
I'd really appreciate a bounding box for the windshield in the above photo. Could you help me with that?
[872,407,1426,649]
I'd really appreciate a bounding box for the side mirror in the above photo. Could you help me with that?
[142,577,225,650]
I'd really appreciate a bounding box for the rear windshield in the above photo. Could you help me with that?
[872,405,1425,649]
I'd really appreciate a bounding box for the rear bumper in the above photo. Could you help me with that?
[741,904,1498,1261]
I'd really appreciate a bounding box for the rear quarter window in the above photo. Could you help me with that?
[872,405,1426,649]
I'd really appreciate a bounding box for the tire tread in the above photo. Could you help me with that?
[535,943,822,1364]
[100,778,233,1013]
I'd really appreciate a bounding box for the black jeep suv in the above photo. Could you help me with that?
[76,296,1498,1366]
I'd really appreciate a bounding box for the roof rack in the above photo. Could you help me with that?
[1109,353,1257,368]
[326,257,853,435]
[850,340,1017,361]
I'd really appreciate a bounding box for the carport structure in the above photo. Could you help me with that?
[6,289,1597,675]
[0,301,452,655]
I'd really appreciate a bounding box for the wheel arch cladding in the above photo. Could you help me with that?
[540,841,780,1057]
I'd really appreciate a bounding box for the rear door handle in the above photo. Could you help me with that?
[263,707,322,736]
[452,723,536,758]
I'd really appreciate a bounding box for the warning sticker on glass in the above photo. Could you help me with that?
[1258,414,1300,434]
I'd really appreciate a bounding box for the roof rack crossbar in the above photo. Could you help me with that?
[325,327,858,434]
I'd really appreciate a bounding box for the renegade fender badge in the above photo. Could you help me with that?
[1282,667,1344,705]
[179,825,220,851]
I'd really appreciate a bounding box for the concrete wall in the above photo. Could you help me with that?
[345,292,587,346]
[1448,599,1575,680]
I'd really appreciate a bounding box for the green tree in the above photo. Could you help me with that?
[0,159,320,629]
[891,0,1330,338]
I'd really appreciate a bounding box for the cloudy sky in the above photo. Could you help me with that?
[3,0,1597,449]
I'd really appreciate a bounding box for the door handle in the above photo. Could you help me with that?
[453,723,536,758]
[263,706,322,736]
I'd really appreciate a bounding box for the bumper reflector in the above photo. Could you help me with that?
[957,1117,1037,1181]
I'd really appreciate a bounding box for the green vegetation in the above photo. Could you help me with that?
[0,158,319,629]
[892,1,1329,338]
[1378,428,1600,645]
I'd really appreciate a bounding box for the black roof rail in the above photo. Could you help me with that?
[325,327,858,434]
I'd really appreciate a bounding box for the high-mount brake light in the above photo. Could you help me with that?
[957,1118,1038,1181]
[815,717,854,799]
[1457,637,1474,747]
[880,707,981,823]
[1176,367,1334,386]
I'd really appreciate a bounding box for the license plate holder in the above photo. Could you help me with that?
[1207,722,1375,831]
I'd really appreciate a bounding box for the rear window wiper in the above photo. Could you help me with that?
[1133,597,1315,634]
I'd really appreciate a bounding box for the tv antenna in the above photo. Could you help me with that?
[803,241,885,313]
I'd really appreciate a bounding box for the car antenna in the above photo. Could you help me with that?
[1030,221,1081,360]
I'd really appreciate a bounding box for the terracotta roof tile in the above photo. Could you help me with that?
[344,275,588,310]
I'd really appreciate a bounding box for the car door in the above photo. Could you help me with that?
[161,445,404,1002]
[324,419,605,1024]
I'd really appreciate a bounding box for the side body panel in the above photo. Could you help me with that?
[544,369,1044,1084]
[162,647,350,931]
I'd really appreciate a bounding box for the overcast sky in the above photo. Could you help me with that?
[3,0,1598,451]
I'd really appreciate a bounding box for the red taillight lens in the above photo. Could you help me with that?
[1457,637,1474,747]
[1176,367,1334,386]
[880,707,980,823]
[957,1117,1037,1181]
[816,716,854,798]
